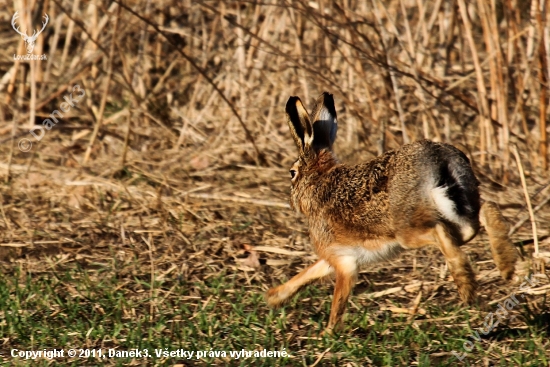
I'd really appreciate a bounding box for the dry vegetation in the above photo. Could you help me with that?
[1,0,550,365]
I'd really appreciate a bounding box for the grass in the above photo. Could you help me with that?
[1,258,549,366]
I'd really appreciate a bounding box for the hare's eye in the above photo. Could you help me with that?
[290,169,297,179]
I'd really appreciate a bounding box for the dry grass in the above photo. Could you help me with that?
[0,0,549,365]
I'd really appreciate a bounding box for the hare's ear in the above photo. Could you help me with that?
[310,92,338,150]
[286,96,313,152]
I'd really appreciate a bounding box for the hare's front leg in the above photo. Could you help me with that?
[266,259,333,307]
[326,256,359,332]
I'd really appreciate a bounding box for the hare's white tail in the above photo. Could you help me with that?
[430,154,481,243]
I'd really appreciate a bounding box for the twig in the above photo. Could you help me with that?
[309,347,331,367]
[512,144,539,256]
[252,246,307,256]
[188,193,290,209]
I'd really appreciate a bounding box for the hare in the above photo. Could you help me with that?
[266,92,518,333]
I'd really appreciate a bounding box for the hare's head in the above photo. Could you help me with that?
[285,92,338,214]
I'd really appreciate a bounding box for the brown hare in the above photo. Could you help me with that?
[266,92,518,333]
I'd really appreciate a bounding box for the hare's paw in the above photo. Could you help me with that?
[453,268,478,305]
[265,286,289,308]
[320,322,344,338]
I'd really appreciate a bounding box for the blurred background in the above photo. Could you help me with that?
[1,0,548,173]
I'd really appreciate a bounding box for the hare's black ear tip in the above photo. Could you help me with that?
[321,92,336,115]
[322,92,334,102]
[286,96,301,112]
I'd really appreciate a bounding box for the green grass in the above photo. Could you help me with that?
[1,265,548,366]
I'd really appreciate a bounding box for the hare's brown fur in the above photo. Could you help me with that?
[266,92,518,333]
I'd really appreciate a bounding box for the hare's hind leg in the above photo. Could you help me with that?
[266,259,333,308]
[480,202,517,280]
[434,224,477,303]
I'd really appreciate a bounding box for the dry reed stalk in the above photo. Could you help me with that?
[5,14,27,107]
[251,6,282,136]
[288,6,309,104]
[488,0,510,178]
[399,0,440,141]
[506,0,531,141]
[527,0,539,57]
[509,52,539,149]
[129,0,152,132]
[154,0,164,69]
[59,0,81,71]
[512,144,539,256]
[132,0,151,100]
[418,0,443,68]
[441,0,457,74]
[40,9,64,96]
[35,4,45,84]
[437,3,446,58]
[83,4,120,164]
[523,1,544,105]
[540,69,548,171]
[244,4,262,75]
[536,0,548,170]
[413,0,429,55]
[6,116,17,184]
[319,0,329,71]
[546,17,550,91]
[120,109,132,168]
[29,61,36,130]
[371,0,409,144]
[476,4,496,158]
[457,0,491,166]
[236,4,247,124]
[27,4,42,131]
[10,68,28,183]
[89,0,99,90]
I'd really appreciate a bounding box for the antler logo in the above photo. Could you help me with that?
[11,11,49,54]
